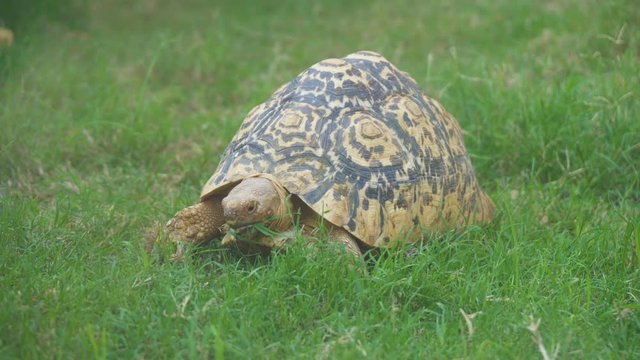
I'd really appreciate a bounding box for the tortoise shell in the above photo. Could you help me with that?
[201,51,494,247]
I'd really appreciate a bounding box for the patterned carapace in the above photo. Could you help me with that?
[202,51,494,247]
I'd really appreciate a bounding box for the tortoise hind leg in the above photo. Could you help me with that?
[165,196,225,244]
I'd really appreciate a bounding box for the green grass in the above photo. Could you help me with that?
[1,0,639,358]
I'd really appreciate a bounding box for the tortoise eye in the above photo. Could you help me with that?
[247,201,257,214]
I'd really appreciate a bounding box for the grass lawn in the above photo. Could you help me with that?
[1,0,639,358]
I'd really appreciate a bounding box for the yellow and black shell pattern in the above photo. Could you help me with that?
[202,51,495,247]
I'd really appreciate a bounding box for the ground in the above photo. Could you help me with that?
[0,0,639,358]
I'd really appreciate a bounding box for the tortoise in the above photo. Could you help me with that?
[165,50,495,257]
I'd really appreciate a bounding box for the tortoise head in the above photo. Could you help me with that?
[221,176,287,228]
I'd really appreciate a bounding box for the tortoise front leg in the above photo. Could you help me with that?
[328,227,363,258]
[165,196,225,245]
[272,227,363,258]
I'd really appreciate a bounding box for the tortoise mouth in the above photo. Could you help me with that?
[222,222,282,249]
[222,222,262,242]
[222,222,255,234]
[233,224,255,235]
[224,217,260,228]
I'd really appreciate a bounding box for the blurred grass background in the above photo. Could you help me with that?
[1,0,639,358]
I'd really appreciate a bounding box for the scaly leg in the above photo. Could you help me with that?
[165,196,225,244]
[328,226,363,258]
